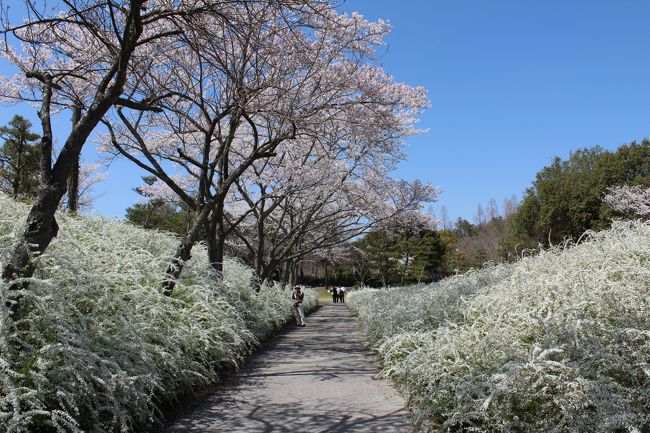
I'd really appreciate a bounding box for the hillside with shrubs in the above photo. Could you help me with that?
[0,194,318,432]
[348,220,650,432]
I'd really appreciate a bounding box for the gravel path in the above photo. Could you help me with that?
[163,302,412,433]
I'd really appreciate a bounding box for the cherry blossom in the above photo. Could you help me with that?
[604,184,650,217]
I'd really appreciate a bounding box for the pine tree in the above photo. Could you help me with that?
[0,115,40,199]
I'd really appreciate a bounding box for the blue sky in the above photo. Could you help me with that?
[1,1,650,223]
[345,0,650,223]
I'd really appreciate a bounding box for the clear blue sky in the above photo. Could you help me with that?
[346,0,650,223]
[1,1,650,223]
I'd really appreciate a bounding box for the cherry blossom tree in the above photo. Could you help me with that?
[229,136,438,286]
[604,184,650,217]
[0,1,231,299]
[100,2,330,293]
[103,2,430,293]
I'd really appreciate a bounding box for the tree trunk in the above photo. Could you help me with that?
[260,257,277,284]
[325,262,331,288]
[161,205,211,296]
[206,203,226,276]
[289,260,297,287]
[12,140,23,199]
[161,232,196,296]
[280,260,290,286]
[67,106,82,213]
[2,105,114,287]
[3,5,143,288]
[253,212,265,289]
[11,177,19,200]
[38,81,54,186]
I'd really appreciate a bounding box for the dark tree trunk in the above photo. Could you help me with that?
[260,257,277,284]
[280,260,290,286]
[254,211,265,286]
[290,260,297,287]
[67,106,82,213]
[206,203,226,276]
[3,105,114,287]
[324,262,330,288]
[12,140,23,199]
[3,4,143,290]
[38,81,54,186]
[162,205,211,296]
[161,233,196,296]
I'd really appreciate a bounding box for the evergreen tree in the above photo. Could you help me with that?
[502,139,650,249]
[0,115,40,199]
[125,176,191,235]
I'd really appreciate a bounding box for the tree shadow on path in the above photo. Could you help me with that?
[162,303,414,433]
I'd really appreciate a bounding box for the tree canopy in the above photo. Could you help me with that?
[503,139,650,249]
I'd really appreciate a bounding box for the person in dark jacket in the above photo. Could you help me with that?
[331,286,339,303]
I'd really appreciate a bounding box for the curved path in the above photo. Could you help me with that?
[163,302,412,433]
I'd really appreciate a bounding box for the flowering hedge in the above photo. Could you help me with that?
[348,221,650,432]
[0,195,317,432]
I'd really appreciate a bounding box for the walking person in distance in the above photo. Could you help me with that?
[292,286,306,327]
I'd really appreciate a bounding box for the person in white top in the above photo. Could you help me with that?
[291,286,305,326]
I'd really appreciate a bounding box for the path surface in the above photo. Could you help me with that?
[163,302,412,433]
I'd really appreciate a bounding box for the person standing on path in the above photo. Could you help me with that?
[292,286,306,326]
[339,286,345,303]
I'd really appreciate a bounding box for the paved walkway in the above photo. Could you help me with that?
[163,302,412,433]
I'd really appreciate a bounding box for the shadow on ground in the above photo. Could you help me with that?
[162,303,413,433]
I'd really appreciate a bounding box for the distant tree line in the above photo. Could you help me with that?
[502,140,650,249]
[245,138,650,287]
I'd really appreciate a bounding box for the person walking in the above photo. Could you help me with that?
[292,286,306,327]
[331,286,339,303]
[339,286,346,303]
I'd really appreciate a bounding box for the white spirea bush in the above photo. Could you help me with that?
[0,195,317,432]
[348,222,650,432]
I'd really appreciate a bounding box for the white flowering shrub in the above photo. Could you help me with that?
[348,221,650,432]
[0,195,317,432]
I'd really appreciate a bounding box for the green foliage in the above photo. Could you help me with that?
[0,115,40,199]
[437,229,465,273]
[408,230,445,281]
[125,176,191,235]
[354,228,446,286]
[358,230,399,287]
[453,217,476,238]
[125,200,191,235]
[504,139,650,249]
